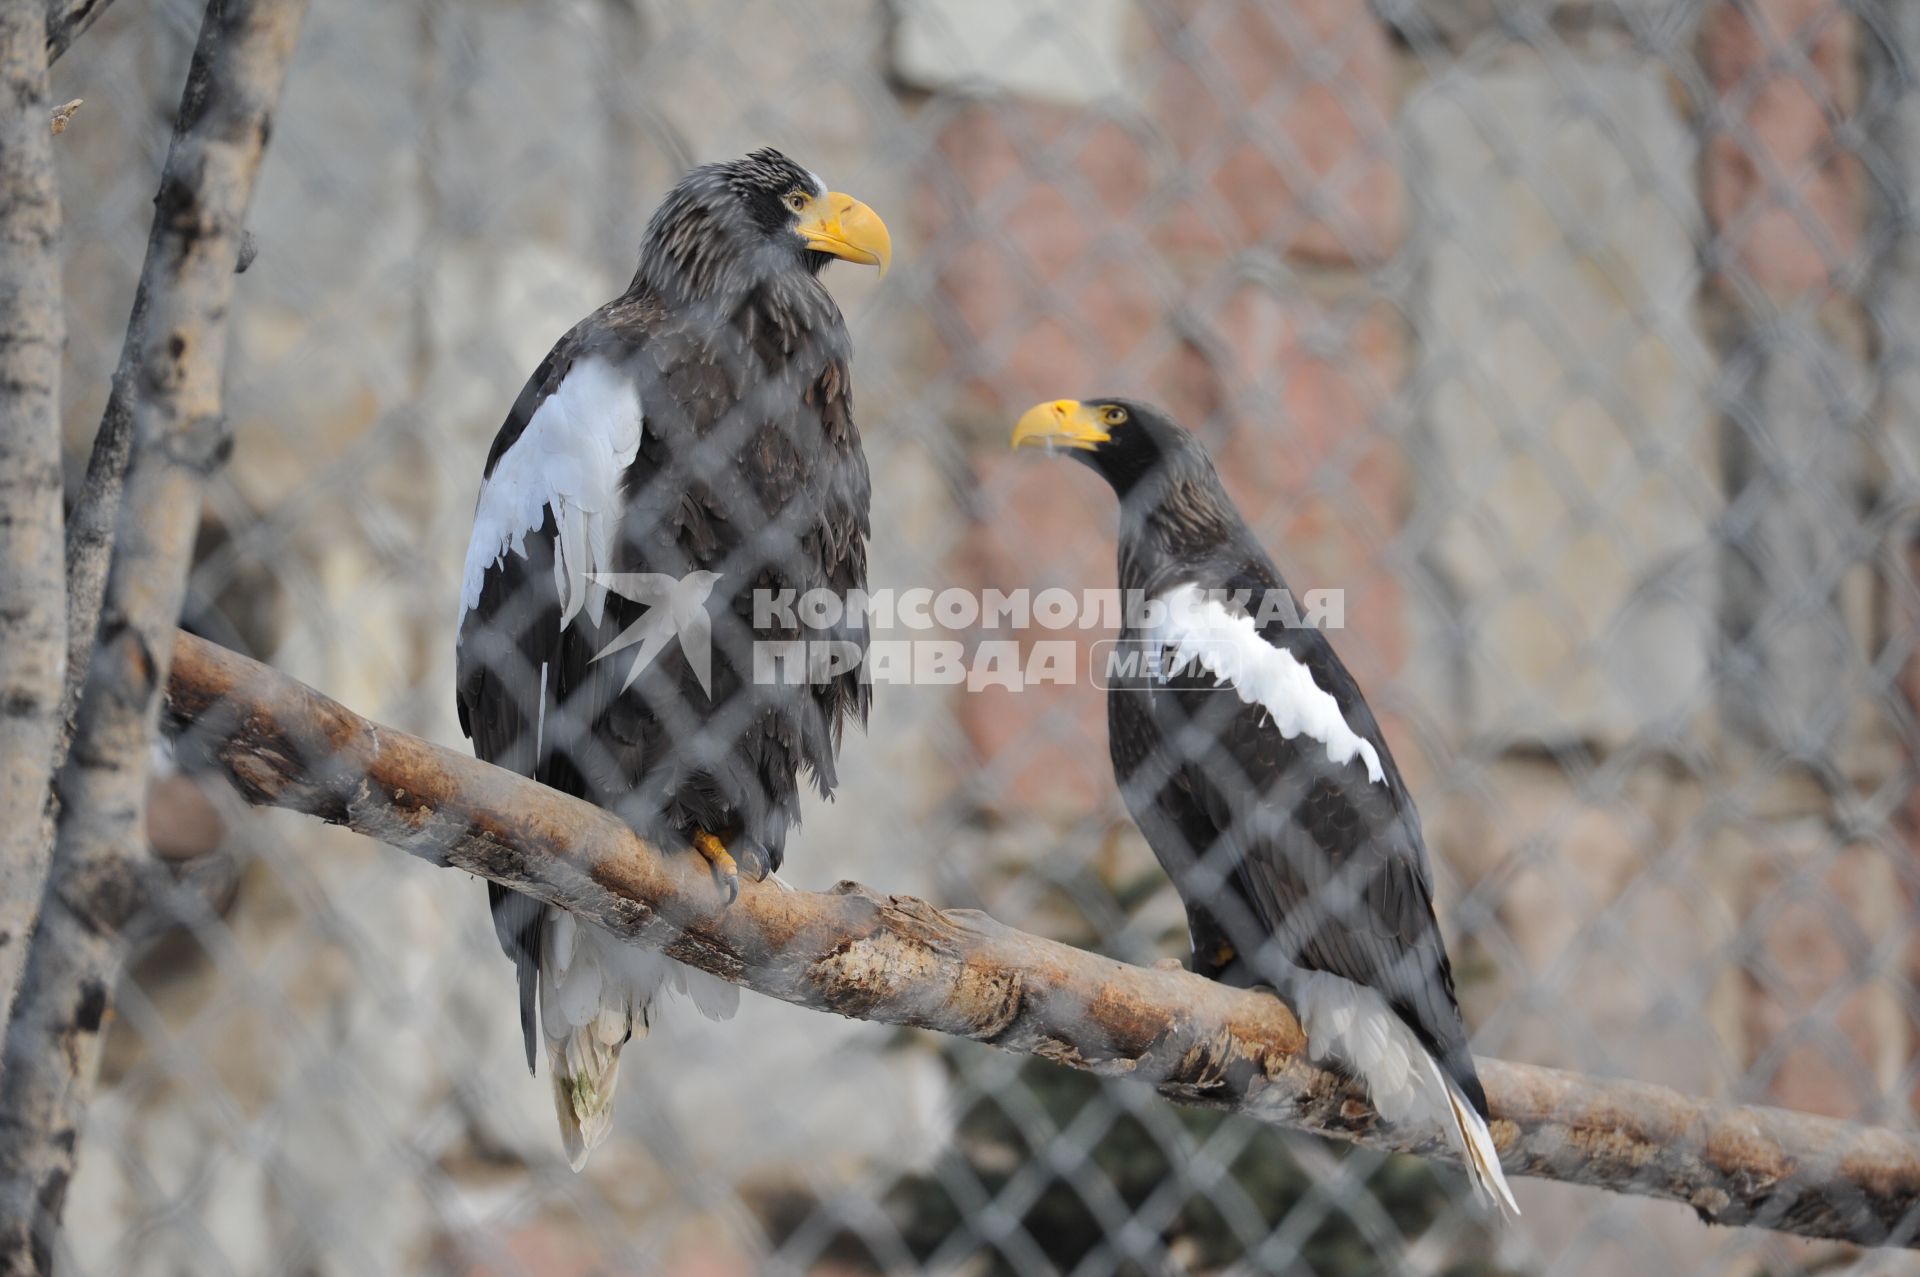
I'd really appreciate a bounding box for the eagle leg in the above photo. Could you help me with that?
[691,829,740,905]
[1193,940,1238,980]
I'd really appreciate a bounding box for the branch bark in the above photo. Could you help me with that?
[0,0,67,1029]
[0,1,306,1271]
[45,0,115,64]
[57,0,264,751]
[153,630,1920,1251]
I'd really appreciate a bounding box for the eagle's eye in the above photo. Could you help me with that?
[785,190,809,213]
[1100,406,1128,427]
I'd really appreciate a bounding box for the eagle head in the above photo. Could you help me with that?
[636,147,891,299]
[1010,398,1209,496]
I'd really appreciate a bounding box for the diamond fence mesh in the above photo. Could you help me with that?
[32,0,1920,1273]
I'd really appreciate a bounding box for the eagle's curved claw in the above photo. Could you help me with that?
[692,830,740,906]
[735,843,772,883]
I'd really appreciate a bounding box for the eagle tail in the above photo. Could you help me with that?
[546,1005,631,1172]
[539,911,638,1171]
[1293,971,1519,1218]
[1441,1069,1521,1218]
[537,908,742,1171]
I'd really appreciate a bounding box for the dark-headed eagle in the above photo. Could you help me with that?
[456,149,889,1168]
[1012,398,1518,1215]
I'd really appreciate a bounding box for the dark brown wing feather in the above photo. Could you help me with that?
[456,280,870,1068]
[1109,565,1485,1115]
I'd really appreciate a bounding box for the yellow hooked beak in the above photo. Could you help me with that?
[1011,399,1110,452]
[796,191,892,277]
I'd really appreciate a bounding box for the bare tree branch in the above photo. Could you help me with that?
[58,304,139,749]
[149,630,1920,1251]
[45,0,115,65]
[0,0,67,1033]
[58,0,267,752]
[0,1,306,1270]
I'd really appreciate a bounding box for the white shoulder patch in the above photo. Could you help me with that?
[459,357,643,632]
[1152,582,1385,785]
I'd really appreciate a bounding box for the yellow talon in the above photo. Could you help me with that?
[692,830,740,905]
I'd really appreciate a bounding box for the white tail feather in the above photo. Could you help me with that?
[1294,970,1519,1217]
[538,906,740,1170]
[547,1028,623,1172]
[670,961,741,1021]
[1442,1068,1520,1218]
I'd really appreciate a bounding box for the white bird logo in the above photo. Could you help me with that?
[586,570,723,696]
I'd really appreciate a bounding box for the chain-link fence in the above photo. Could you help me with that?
[35,0,1920,1273]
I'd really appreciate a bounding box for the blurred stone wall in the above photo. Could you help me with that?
[909,1,1917,1272]
[39,0,1920,1274]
